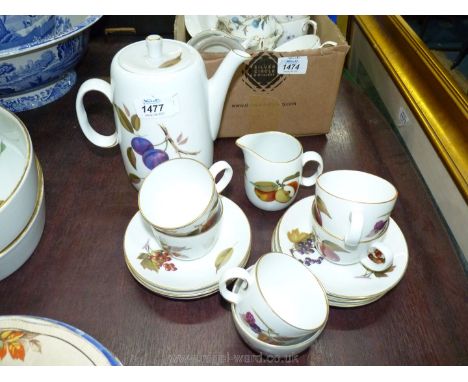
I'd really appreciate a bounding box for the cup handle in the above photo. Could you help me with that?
[209,160,233,193]
[360,242,394,272]
[320,41,338,48]
[303,20,318,35]
[219,267,253,305]
[300,151,323,187]
[344,209,364,247]
[75,78,118,148]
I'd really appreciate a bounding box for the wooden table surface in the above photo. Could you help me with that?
[1,35,467,366]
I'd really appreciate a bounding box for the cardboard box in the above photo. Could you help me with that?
[174,16,350,137]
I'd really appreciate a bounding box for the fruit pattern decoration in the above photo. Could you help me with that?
[114,103,200,185]
[251,172,299,204]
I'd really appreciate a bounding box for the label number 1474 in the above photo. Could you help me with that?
[283,63,300,71]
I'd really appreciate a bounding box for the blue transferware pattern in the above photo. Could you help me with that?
[0,16,96,57]
[0,71,77,113]
[0,16,56,50]
[0,16,100,112]
[0,32,87,95]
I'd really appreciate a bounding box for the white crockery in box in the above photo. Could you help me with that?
[0,106,38,251]
[275,17,316,47]
[0,158,45,281]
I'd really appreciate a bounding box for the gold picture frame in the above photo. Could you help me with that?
[348,16,468,201]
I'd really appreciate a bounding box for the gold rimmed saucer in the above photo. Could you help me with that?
[124,196,251,299]
[272,196,408,307]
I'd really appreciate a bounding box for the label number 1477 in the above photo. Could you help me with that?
[142,104,164,113]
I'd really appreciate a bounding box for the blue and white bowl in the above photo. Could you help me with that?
[0,16,56,50]
[0,15,101,113]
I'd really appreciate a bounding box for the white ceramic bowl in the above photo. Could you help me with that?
[230,271,327,358]
[0,106,38,251]
[0,158,45,281]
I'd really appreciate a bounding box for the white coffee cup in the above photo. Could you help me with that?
[311,208,394,271]
[314,170,398,247]
[276,18,317,47]
[139,158,232,237]
[151,198,224,261]
[219,252,329,340]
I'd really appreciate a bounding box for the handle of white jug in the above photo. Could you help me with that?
[209,160,233,194]
[300,151,323,187]
[76,78,118,148]
[360,242,394,273]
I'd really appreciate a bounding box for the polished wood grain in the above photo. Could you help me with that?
[0,35,466,366]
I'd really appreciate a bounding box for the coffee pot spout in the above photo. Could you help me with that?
[208,49,251,140]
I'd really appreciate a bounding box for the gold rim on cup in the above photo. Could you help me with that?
[138,157,219,231]
[154,195,223,238]
[254,252,329,332]
[316,170,398,205]
[311,200,390,244]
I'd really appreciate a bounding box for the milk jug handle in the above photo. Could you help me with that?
[76,78,119,148]
[301,151,323,187]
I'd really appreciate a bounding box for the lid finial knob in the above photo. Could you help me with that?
[146,35,163,60]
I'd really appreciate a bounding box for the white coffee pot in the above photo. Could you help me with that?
[76,35,250,189]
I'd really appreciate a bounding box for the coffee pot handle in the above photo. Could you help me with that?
[218,267,253,305]
[76,78,119,148]
[360,242,394,273]
[301,151,323,187]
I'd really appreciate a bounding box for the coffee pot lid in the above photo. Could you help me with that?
[118,35,195,74]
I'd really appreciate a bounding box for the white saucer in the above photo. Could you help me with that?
[124,196,251,299]
[230,270,326,358]
[274,196,408,301]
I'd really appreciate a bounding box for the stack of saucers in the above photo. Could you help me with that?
[124,196,251,299]
[0,106,45,281]
[271,196,409,307]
